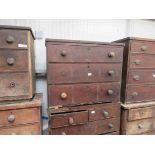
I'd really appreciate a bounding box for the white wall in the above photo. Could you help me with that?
[0,19,154,117]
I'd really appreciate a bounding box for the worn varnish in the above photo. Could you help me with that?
[0,25,35,102]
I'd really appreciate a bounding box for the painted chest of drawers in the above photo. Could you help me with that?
[46,39,124,135]
[0,25,35,102]
[0,93,42,135]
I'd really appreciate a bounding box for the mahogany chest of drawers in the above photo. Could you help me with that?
[115,37,155,104]
[0,25,35,102]
[46,39,124,135]
[121,102,155,135]
[0,93,42,135]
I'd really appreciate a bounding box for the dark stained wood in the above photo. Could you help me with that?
[50,117,120,135]
[48,63,122,84]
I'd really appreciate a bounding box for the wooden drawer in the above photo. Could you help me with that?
[48,82,120,107]
[126,117,155,135]
[0,29,28,49]
[47,44,123,63]
[0,107,40,127]
[128,70,155,84]
[50,110,88,128]
[50,117,120,135]
[0,123,41,135]
[48,63,122,84]
[89,103,120,121]
[126,85,155,103]
[0,72,29,101]
[128,106,155,121]
[0,50,28,72]
[130,41,155,54]
[129,54,155,69]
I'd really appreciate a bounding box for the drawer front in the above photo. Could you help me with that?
[0,108,40,127]
[0,123,41,135]
[50,110,88,128]
[126,85,155,103]
[131,41,155,53]
[129,54,155,69]
[0,29,28,49]
[48,82,120,107]
[50,117,120,135]
[89,103,120,121]
[47,44,123,63]
[0,50,28,72]
[128,70,155,84]
[0,72,29,99]
[126,118,155,135]
[128,106,155,121]
[48,63,122,84]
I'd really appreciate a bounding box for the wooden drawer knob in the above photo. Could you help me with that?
[132,92,138,97]
[103,111,109,118]
[108,52,115,57]
[68,117,74,125]
[107,89,114,95]
[135,59,141,65]
[141,45,147,51]
[6,35,15,44]
[8,114,15,123]
[138,124,143,129]
[60,92,67,99]
[133,75,140,81]
[108,123,113,129]
[7,57,15,65]
[9,82,16,88]
[61,50,67,56]
[61,132,66,135]
[108,70,115,76]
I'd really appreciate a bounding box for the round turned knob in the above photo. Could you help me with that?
[9,82,15,88]
[61,50,67,56]
[135,59,141,65]
[108,70,115,76]
[60,92,67,99]
[8,114,15,123]
[7,57,15,65]
[103,111,109,118]
[6,35,15,44]
[133,75,140,81]
[141,45,147,51]
[68,117,74,125]
[132,92,138,97]
[61,132,66,135]
[108,52,115,57]
[107,89,114,95]
[138,124,143,129]
[108,123,113,129]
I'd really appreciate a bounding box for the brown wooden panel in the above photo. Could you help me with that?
[102,131,120,135]
[0,107,40,127]
[0,123,41,135]
[48,63,122,84]
[0,72,29,101]
[50,117,120,135]
[47,44,123,63]
[126,85,155,103]
[128,70,155,84]
[129,54,155,69]
[130,41,155,53]
[0,50,28,72]
[50,110,88,128]
[140,131,155,135]
[126,117,155,135]
[89,103,120,121]
[0,29,28,49]
[48,82,120,107]
[128,106,155,121]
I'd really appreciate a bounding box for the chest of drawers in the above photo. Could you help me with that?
[46,39,124,135]
[0,25,35,102]
[115,37,155,104]
[121,102,155,135]
[0,93,42,135]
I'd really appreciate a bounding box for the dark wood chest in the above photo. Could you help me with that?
[0,25,35,102]
[46,39,124,135]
